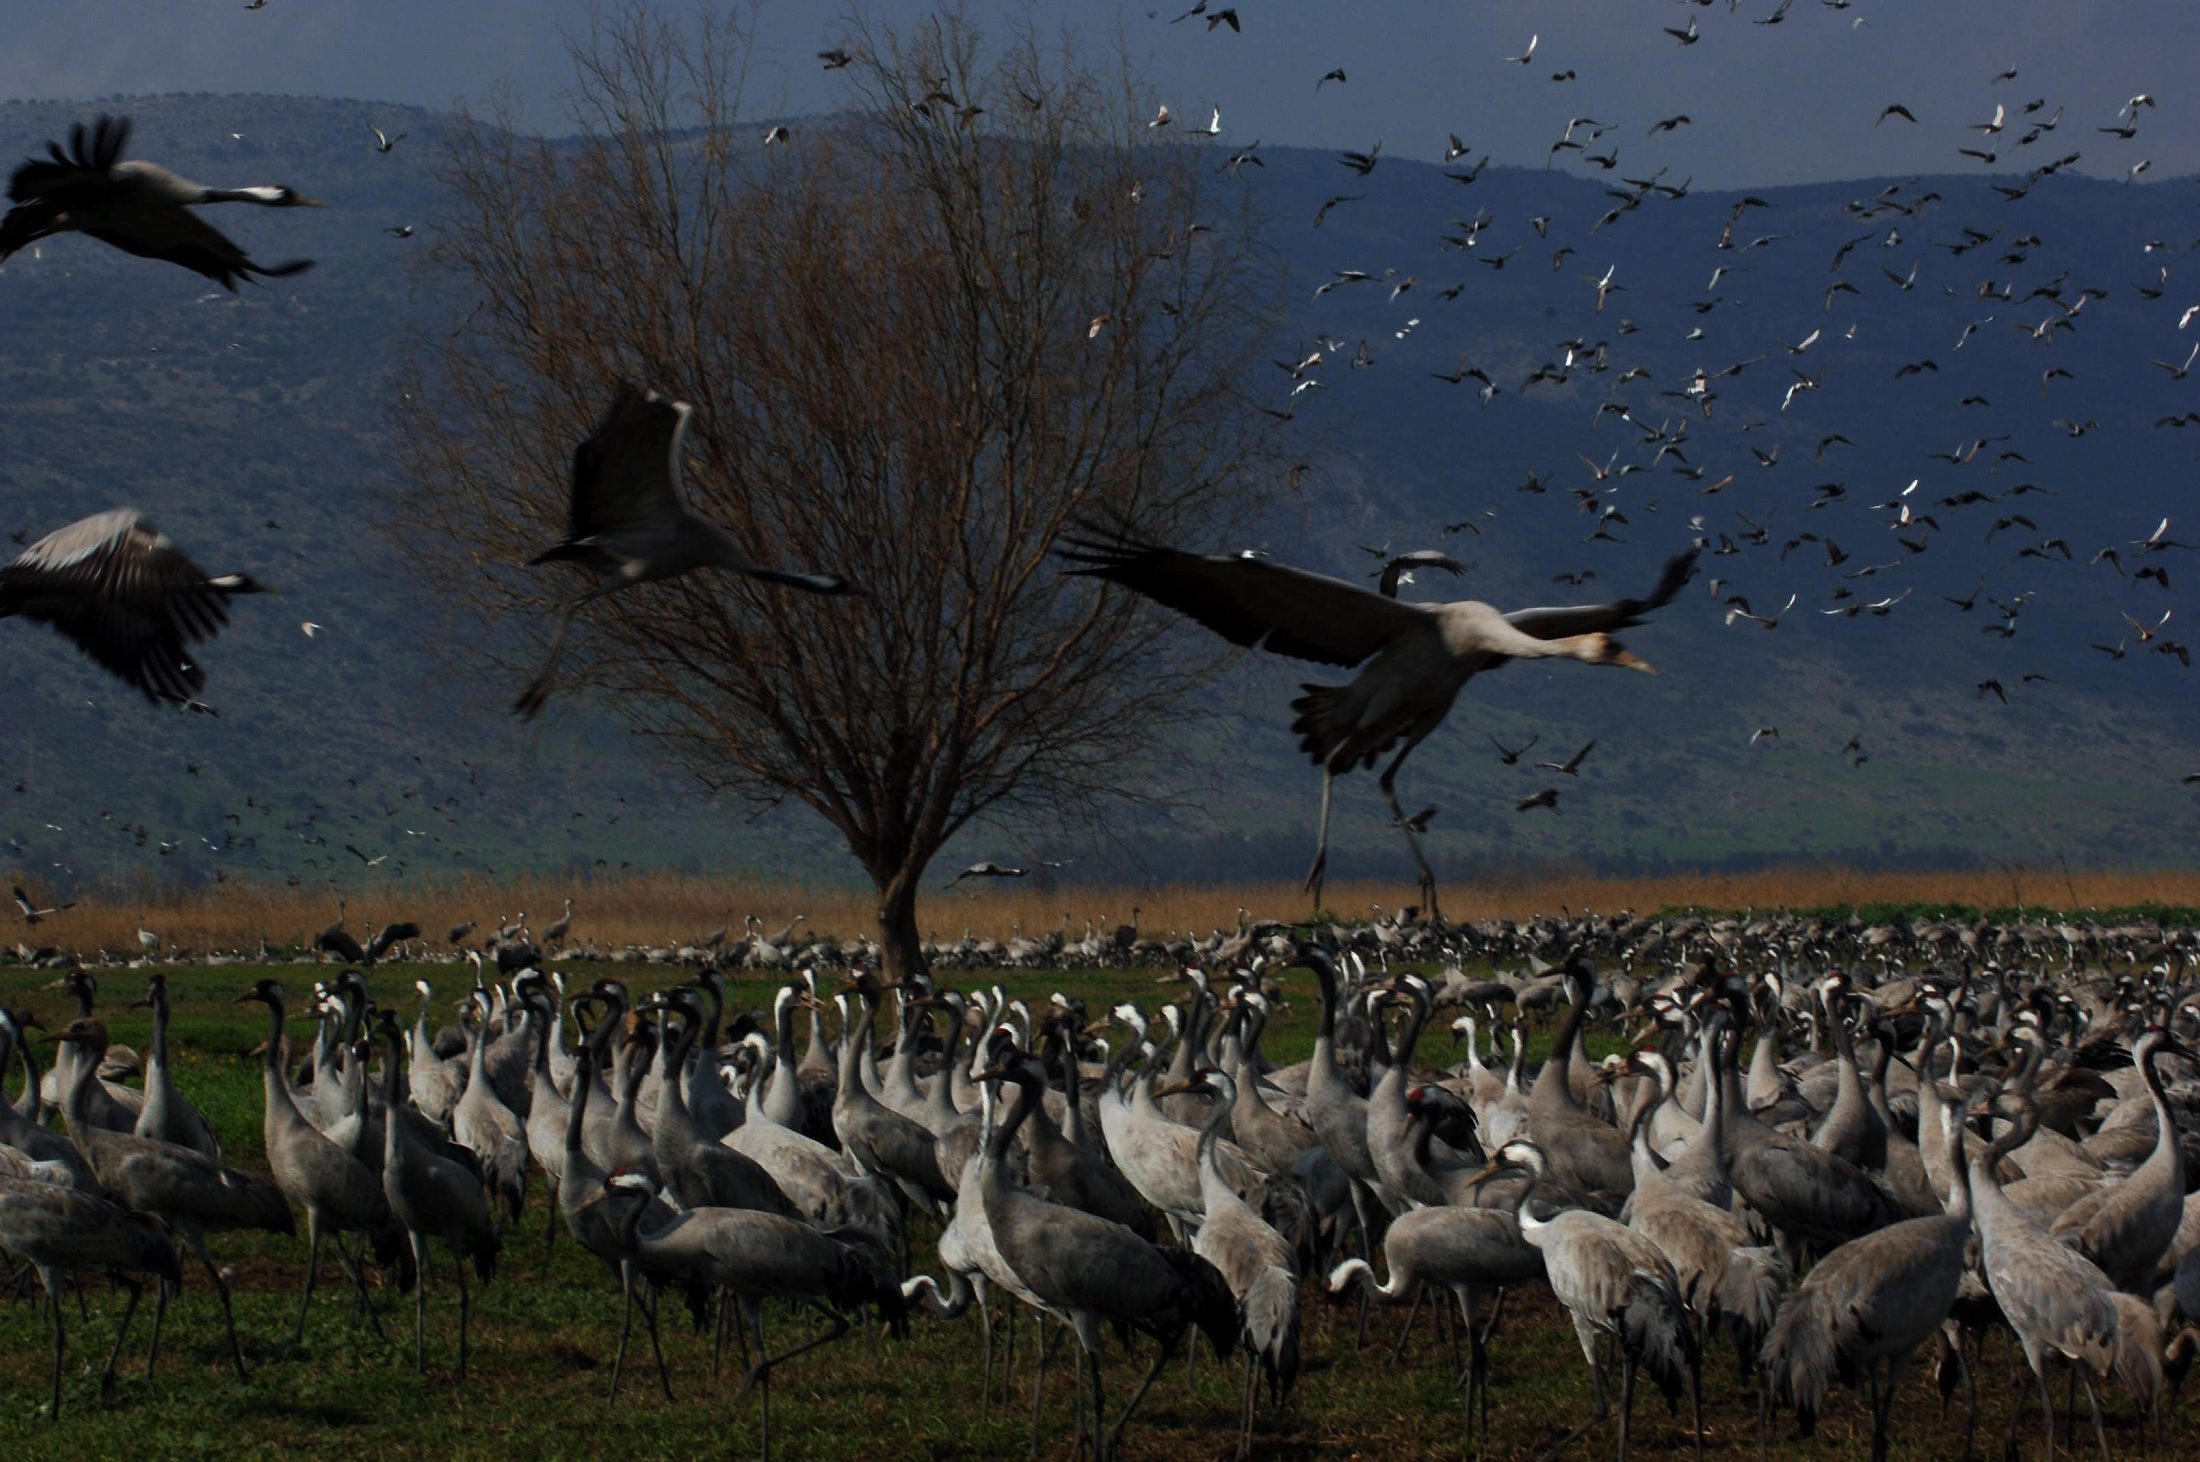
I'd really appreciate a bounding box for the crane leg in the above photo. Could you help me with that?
[454,1248,471,1383]
[609,1261,636,1405]
[2079,1367,2111,1462]
[1377,739,1439,921]
[145,1278,169,1378]
[43,1271,64,1421]
[286,1215,322,1360]
[1617,1351,1637,1462]
[196,1246,249,1381]
[1305,768,1334,911]
[1107,1331,1179,1460]
[541,1182,560,1270]
[1030,1320,1063,1457]
[978,1291,995,1420]
[515,597,589,721]
[410,1231,428,1375]
[641,1284,674,1401]
[1391,1281,1426,1362]
[1537,1355,1610,1461]
[99,1277,143,1404]
[1239,1346,1258,1459]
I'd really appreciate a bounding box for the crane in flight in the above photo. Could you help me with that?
[1060,523,1693,917]
[515,384,852,718]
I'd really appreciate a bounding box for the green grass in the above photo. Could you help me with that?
[0,961,2164,1457]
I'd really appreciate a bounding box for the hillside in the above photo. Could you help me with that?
[0,93,2193,902]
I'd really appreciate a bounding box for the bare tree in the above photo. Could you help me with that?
[398,6,1275,976]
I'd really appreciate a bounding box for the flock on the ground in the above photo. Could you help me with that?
[6,908,2200,1459]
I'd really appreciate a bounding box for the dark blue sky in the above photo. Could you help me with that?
[4,0,2194,188]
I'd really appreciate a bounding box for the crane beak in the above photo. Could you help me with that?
[293,195,329,208]
[1610,648,1656,674]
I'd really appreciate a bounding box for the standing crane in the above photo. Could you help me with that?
[1485,1139,1701,1459]
[2,509,270,704]
[1163,1071,1303,1457]
[0,1172,179,1420]
[373,1011,499,1380]
[513,384,852,718]
[1060,525,1693,914]
[600,1170,905,1456]
[975,1054,1235,1460]
[50,1017,293,1380]
[1967,1091,2120,1461]
[131,973,221,1159]
[0,114,321,287]
[1763,1109,1973,1459]
[235,980,406,1354]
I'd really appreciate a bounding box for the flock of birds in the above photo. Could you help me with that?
[5,911,2200,1458]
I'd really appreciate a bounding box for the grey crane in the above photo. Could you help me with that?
[0,1172,179,1420]
[50,1016,293,1381]
[373,1011,498,1380]
[976,1054,1235,1460]
[1164,1070,1303,1456]
[235,980,405,1355]
[1967,1091,2120,1461]
[37,967,147,1125]
[540,897,574,948]
[601,1170,905,1458]
[451,989,528,1223]
[556,1038,682,1404]
[2,509,270,704]
[131,973,220,1160]
[1764,1109,1973,1461]
[1494,1139,1701,1461]
[0,1011,98,1190]
[405,978,462,1125]
[2049,1025,2190,1291]
[0,114,321,287]
[1327,1190,1546,1448]
[1060,523,1693,914]
[639,990,797,1217]
[816,988,954,1214]
[514,383,851,718]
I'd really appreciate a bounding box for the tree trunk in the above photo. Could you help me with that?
[875,864,926,984]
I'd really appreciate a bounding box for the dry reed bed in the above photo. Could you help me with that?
[9,865,2199,957]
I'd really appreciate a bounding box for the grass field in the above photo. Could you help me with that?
[0,958,2180,1457]
[14,864,2200,959]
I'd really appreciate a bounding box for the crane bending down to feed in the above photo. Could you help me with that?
[514,384,853,719]
[1,509,271,704]
[0,114,321,287]
[1059,524,1695,916]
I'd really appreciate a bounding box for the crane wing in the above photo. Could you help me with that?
[564,384,693,542]
[1058,525,1424,668]
[1501,548,1698,639]
[1,510,235,702]
[6,114,130,204]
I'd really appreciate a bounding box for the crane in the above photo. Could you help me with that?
[0,1172,179,1419]
[235,980,407,1354]
[975,1053,1235,1459]
[373,1011,499,1380]
[50,1017,293,1380]
[1,114,321,287]
[600,1170,905,1456]
[1060,523,1693,915]
[514,384,852,718]
[2,509,270,704]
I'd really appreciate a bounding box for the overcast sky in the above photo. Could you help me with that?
[2,1,2194,189]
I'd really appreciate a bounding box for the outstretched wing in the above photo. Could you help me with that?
[0,508,233,702]
[1502,548,1699,639]
[1058,523,1426,668]
[7,114,130,204]
[564,383,692,542]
